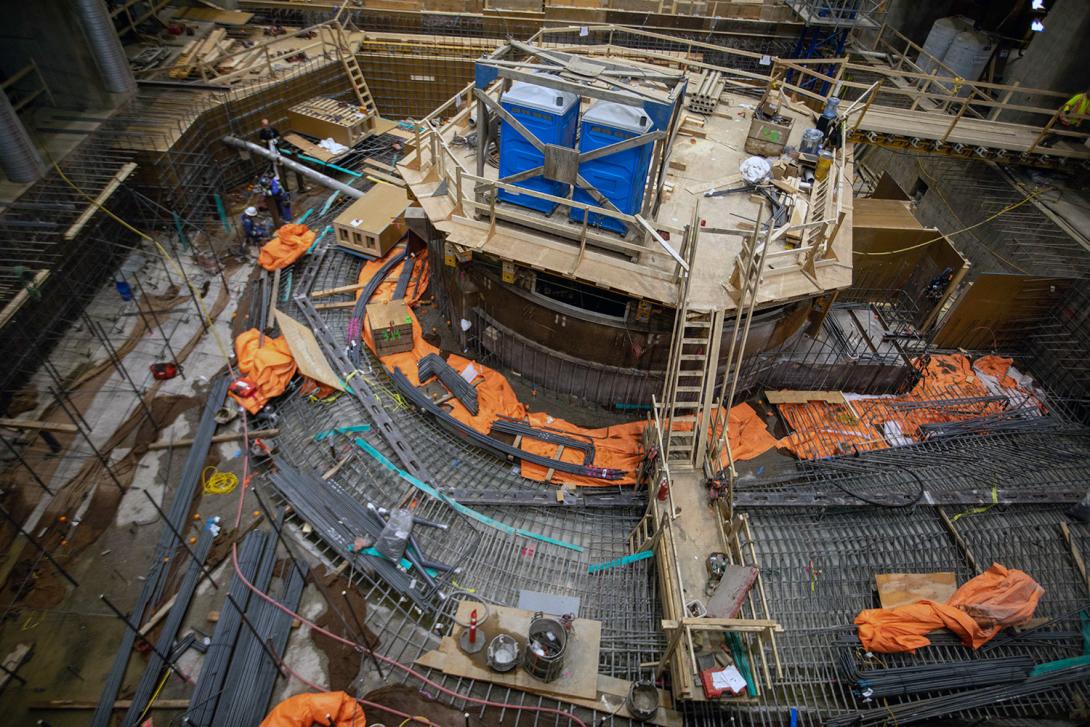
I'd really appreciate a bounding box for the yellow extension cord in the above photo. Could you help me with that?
[202,466,239,495]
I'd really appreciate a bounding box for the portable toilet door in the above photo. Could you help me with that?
[497,81,580,215]
[571,102,655,235]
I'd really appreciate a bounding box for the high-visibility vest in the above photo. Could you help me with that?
[1062,93,1090,125]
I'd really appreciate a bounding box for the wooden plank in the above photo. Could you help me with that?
[64,163,138,240]
[875,572,957,609]
[437,601,601,700]
[282,132,335,162]
[146,428,279,451]
[764,390,848,406]
[1059,522,1090,595]
[31,698,190,711]
[363,168,407,188]
[275,309,346,392]
[0,418,78,433]
[705,565,759,618]
[0,643,31,689]
[416,647,680,725]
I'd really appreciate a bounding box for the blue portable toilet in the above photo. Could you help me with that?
[497,81,580,215]
[570,102,654,235]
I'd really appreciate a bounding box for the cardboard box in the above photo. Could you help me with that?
[287,97,372,147]
[367,300,414,356]
[333,183,409,257]
[744,115,794,156]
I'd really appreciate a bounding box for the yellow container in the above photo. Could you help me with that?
[814,151,833,181]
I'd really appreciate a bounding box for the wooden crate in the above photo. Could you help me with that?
[744,115,793,156]
[333,183,409,257]
[367,300,414,356]
[287,97,371,147]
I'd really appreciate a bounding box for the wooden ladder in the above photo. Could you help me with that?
[332,23,377,118]
[659,210,724,468]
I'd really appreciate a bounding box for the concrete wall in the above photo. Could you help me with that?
[881,0,957,44]
[0,0,117,110]
[1003,0,1090,124]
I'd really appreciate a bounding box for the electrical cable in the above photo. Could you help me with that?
[202,466,239,495]
[829,466,926,509]
[853,184,1046,258]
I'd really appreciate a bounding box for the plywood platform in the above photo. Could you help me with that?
[401,68,853,312]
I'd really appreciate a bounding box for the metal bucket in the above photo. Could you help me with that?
[486,634,521,673]
[627,681,659,721]
[523,612,567,682]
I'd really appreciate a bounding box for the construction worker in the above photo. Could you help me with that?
[258,174,283,228]
[258,117,307,192]
[258,117,280,150]
[1040,88,1090,148]
[241,206,264,247]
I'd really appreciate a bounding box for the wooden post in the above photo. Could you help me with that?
[1027,106,1063,153]
[989,82,1020,122]
[940,97,971,143]
[852,80,882,133]
[453,166,464,217]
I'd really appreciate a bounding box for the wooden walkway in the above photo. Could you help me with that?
[854,106,1090,161]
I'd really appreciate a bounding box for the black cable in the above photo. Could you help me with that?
[829,466,926,509]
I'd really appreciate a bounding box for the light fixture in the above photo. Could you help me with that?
[1031,0,1045,9]
[1031,19,1045,31]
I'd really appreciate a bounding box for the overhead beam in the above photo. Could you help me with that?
[63,162,138,241]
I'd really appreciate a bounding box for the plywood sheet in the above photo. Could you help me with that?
[417,602,681,727]
[852,197,921,230]
[434,601,600,700]
[274,310,345,392]
[934,274,1074,349]
[876,572,957,609]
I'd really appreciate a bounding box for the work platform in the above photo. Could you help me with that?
[774,26,1090,167]
[400,29,853,312]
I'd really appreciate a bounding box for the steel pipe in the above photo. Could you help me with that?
[222,136,364,199]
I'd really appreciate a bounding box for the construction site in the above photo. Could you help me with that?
[2,0,1090,724]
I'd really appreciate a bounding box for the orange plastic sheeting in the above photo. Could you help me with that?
[974,354,1018,390]
[260,691,365,727]
[258,223,317,271]
[778,354,1022,460]
[356,247,645,486]
[718,403,779,463]
[230,329,298,414]
[855,563,1044,653]
[354,247,430,307]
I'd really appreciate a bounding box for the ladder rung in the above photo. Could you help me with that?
[679,354,705,360]
[670,401,700,408]
[675,386,703,393]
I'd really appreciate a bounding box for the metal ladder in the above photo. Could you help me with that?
[659,211,724,468]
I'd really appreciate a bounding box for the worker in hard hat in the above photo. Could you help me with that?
[240,206,264,247]
[1040,88,1090,148]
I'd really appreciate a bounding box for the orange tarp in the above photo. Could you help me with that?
[230,329,298,414]
[778,354,1036,460]
[355,248,777,486]
[258,223,317,271]
[855,563,1044,653]
[260,691,365,727]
